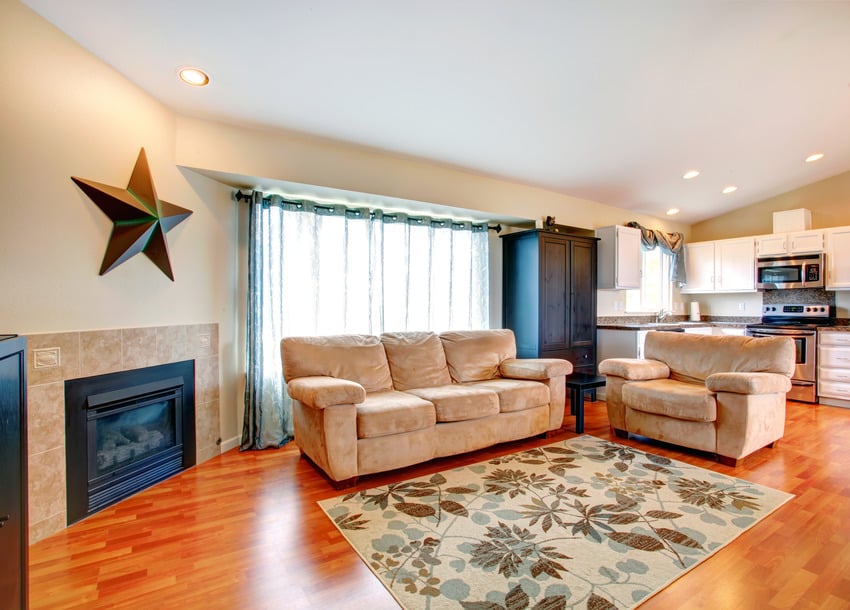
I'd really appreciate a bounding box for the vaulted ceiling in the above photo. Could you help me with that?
[22,0,850,224]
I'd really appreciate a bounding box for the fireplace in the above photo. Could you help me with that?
[65,360,196,525]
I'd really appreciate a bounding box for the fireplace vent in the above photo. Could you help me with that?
[65,360,195,525]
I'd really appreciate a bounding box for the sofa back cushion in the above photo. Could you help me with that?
[644,332,795,383]
[281,334,393,392]
[439,329,517,383]
[380,331,453,391]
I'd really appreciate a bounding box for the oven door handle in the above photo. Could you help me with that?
[791,380,815,387]
[748,330,816,337]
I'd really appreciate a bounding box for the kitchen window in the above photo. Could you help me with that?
[625,248,672,313]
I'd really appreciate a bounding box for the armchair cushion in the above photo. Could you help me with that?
[706,372,792,395]
[287,376,366,408]
[623,379,717,422]
[381,331,452,390]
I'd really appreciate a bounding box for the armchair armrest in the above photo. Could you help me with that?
[500,358,572,380]
[287,376,366,409]
[598,358,670,381]
[706,372,791,395]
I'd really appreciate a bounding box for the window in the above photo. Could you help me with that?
[241,194,490,449]
[625,248,672,313]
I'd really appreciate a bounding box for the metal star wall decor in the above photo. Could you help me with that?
[71,148,192,281]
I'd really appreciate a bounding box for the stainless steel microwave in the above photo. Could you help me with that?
[756,253,824,290]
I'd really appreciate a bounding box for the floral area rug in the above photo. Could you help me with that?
[318,435,792,609]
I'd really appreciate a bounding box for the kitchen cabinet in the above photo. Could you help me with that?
[502,229,598,375]
[825,226,850,290]
[756,230,824,256]
[0,335,27,610]
[681,237,756,293]
[596,225,642,289]
[818,330,850,406]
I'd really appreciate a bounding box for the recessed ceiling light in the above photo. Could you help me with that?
[178,67,210,87]
[682,170,700,180]
[805,153,824,163]
[666,208,680,216]
[722,185,738,194]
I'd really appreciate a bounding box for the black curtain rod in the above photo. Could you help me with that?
[233,190,501,233]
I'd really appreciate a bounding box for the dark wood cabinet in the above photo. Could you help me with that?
[501,230,598,374]
[0,335,27,610]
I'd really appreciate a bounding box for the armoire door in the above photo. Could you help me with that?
[540,235,569,353]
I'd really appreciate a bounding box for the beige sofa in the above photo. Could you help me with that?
[598,331,795,466]
[281,329,571,486]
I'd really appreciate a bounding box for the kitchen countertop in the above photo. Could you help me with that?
[596,321,750,331]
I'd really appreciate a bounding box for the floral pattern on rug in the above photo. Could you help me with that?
[319,435,792,609]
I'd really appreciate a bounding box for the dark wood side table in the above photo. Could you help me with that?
[565,372,606,434]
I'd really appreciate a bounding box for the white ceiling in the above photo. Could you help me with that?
[22,0,850,224]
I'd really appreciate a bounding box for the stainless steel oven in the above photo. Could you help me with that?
[756,253,824,290]
[746,303,832,404]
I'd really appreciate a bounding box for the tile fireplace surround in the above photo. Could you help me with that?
[25,323,221,543]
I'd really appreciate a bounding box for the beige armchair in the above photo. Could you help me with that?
[598,331,795,466]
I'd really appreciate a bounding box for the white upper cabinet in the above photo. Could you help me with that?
[681,241,716,292]
[682,237,756,293]
[826,226,850,290]
[756,230,824,256]
[596,225,642,289]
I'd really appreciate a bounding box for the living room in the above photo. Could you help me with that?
[3,1,850,608]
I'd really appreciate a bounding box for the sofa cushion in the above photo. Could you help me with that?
[281,334,393,393]
[380,331,453,391]
[356,391,436,439]
[405,385,499,422]
[623,379,717,422]
[440,329,517,382]
[466,379,550,413]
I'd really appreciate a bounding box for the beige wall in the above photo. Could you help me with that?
[1,2,240,441]
[691,170,850,241]
[174,116,689,236]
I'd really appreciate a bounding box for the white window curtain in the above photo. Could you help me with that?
[241,192,490,450]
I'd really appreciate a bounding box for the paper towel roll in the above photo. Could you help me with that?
[689,302,701,321]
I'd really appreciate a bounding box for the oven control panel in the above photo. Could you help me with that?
[762,304,830,318]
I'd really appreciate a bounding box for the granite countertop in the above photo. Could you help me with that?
[596,316,754,331]
[597,322,713,330]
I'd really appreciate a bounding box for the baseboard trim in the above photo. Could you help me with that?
[220,436,241,453]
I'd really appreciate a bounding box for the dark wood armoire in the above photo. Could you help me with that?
[0,335,27,609]
[501,229,598,375]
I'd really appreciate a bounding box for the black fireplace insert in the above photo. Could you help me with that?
[65,360,196,525]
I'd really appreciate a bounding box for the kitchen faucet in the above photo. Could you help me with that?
[656,309,672,323]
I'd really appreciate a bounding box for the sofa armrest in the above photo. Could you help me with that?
[706,372,791,395]
[500,358,572,380]
[598,358,669,381]
[287,376,366,409]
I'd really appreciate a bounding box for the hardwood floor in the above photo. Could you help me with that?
[29,400,850,609]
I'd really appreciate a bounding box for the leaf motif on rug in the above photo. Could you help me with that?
[319,435,793,610]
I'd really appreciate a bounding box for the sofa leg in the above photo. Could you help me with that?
[613,428,628,439]
[331,476,359,490]
[717,455,738,467]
